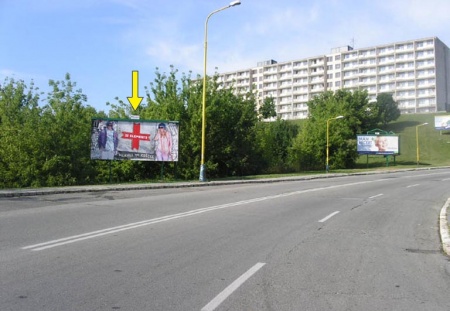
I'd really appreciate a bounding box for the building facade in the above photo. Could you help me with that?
[217,37,450,120]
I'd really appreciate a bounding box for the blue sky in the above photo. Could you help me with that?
[2,0,450,113]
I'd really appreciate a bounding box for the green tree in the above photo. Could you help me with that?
[258,96,277,120]
[0,78,42,187]
[289,90,372,171]
[375,93,400,126]
[39,73,97,186]
[204,76,261,177]
[255,119,298,173]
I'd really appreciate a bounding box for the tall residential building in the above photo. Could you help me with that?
[217,37,450,120]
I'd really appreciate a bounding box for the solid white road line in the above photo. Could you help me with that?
[201,262,266,311]
[368,193,383,199]
[318,211,340,223]
[22,199,271,251]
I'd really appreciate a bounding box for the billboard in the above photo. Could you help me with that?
[434,115,450,130]
[357,135,399,155]
[90,118,179,161]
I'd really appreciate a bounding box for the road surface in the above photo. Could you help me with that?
[1,170,450,310]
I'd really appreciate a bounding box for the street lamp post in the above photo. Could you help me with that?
[326,115,344,173]
[199,0,241,182]
[416,122,428,166]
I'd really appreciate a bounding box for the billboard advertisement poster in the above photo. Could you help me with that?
[90,118,179,161]
[357,135,399,155]
[434,115,450,130]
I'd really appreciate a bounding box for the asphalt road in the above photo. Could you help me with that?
[1,170,450,311]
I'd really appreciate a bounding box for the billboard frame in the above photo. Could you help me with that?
[90,117,179,162]
[357,129,400,167]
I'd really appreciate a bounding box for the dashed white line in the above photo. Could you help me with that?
[407,184,420,188]
[318,211,340,223]
[201,262,266,311]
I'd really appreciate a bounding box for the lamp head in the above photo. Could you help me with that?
[335,115,344,119]
[229,0,241,7]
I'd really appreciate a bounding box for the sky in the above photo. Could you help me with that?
[2,0,450,113]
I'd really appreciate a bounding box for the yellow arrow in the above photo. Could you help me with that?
[127,70,143,110]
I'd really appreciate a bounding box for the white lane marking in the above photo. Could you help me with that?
[201,262,266,311]
[318,211,340,223]
[443,178,450,181]
[407,184,420,188]
[23,198,271,251]
[22,179,390,251]
[368,193,383,199]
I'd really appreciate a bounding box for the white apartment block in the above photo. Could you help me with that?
[217,37,450,120]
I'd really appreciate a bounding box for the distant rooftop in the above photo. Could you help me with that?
[330,45,354,53]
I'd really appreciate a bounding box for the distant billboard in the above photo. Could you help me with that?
[434,115,450,130]
[357,135,399,155]
[90,118,179,161]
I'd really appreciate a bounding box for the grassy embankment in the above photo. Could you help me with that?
[355,113,450,169]
[241,113,450,180]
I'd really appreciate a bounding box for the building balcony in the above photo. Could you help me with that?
[416,62,435,69]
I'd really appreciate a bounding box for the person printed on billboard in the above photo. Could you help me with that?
[98,121,118,160]
[441,119,450,129]
[154,123,172,161]
[374,136,388,152]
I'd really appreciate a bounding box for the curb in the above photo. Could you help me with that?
[440,198,450,257]
[2,166,448,198]
[0,173,349,198]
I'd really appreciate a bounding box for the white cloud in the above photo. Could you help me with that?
[379,0,450,29]
[145,41,201,72]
